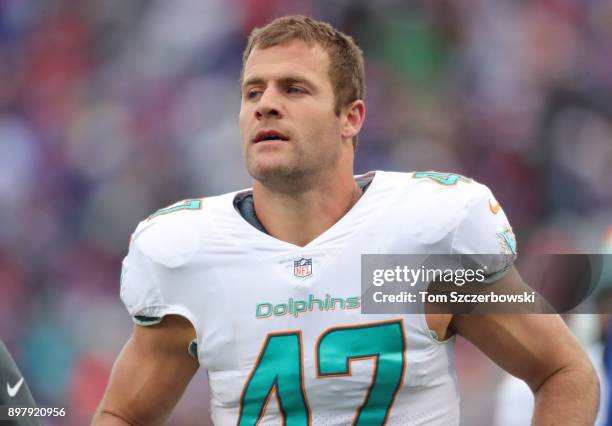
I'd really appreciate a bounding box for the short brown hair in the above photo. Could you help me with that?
[241,15,365,145]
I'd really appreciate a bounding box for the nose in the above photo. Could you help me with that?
[254,88,283,120]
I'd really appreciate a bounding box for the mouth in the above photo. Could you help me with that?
[253,129,290,144]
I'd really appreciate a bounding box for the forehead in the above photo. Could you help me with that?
[243,40,331,85]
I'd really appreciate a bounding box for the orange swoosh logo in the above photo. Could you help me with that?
[489,199,501,214]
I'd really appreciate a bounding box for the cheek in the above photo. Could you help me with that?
[239,109,250,140]
[314,114,342,141]
[306,108,339,135]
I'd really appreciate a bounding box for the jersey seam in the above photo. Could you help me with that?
[424,180,475,346]
[401,174,460,347]
[449,185,481,255]
[183,203,206,267]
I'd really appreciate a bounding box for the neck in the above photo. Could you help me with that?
[252,170,362,247]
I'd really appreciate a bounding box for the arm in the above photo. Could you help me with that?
[451,268,599,426]
[92,315,199,426]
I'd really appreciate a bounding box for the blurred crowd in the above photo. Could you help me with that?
[0,0,611,424]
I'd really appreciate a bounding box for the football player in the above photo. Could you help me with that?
[93,15,599,425]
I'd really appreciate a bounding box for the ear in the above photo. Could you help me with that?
[340,100,366,142]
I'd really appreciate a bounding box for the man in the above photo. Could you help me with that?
[93,15,599,425]
[0,340,41,426]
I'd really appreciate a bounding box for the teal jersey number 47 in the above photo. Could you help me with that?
[238,320,406,426]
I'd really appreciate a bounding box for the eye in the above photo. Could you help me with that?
[286,86,306,94]
[245,89,262,100]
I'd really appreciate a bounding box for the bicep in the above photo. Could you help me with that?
[454,313,581,389]
[451,270,587,392]
[95,315,199,425]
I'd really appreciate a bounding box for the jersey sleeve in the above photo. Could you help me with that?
[450,183,517,283]
[119,213,201,327]
[120,232,165,325]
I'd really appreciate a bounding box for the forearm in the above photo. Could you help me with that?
[92,318,198,426]
[92,381,175,426]
[531,362,599,426]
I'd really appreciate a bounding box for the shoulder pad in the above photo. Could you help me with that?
[130,199,204,268]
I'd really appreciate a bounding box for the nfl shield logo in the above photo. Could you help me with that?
[294,258,312,278]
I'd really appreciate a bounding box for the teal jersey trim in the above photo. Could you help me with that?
[498,230,517,255]
[413,171,471,185]
[148,199,202,220]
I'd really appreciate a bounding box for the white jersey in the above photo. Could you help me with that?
[120,171,516,426]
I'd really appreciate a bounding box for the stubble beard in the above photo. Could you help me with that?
[248,158,318,194]
[246,145,337,194]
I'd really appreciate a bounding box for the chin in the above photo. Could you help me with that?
[250,166,291,182]
[247,159,302,183]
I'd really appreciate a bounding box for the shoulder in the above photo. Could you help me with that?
[381,170,495,211]
[129,193,232,268]
[119,194,234,322]
[129,198,205,268]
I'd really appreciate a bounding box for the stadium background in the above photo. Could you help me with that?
[1,0,611,424]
